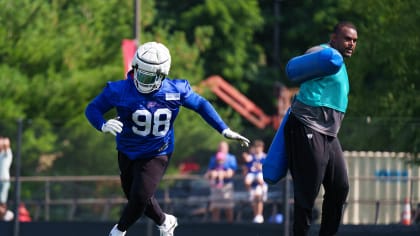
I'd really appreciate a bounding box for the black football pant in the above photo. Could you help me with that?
[284,114,349,236]
[117,152,169,231]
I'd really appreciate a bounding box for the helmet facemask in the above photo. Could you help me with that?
[133,67,165,94]
[131,42,171,94]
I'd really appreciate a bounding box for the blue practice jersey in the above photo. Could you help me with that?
[245,153,266,174]
[208,153,238,171]
[85,72,228,160]
[207,153,237,183]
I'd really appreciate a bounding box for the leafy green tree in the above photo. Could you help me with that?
[154,0,265,90]
[0,0,134,175]
[335,0,420,156]
[1,0,419,180]
[0,0,243,177]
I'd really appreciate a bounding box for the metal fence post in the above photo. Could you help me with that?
[284,176,291,236]
[45,181,50,221]
[13,118,23,236]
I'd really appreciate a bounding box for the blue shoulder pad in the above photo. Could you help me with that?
[286,48,343,83]
[262,108,290,185]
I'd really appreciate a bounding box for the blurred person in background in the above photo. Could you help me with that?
[207,151,228,188]
[0,137,14,221]
[205,141,237,223]
[242,140,267,223]
[85,42,249,236]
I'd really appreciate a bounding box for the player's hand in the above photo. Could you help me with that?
[222,128,250,147]
[101,119,123,136]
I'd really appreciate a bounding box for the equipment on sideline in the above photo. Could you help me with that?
[286,47,343,83]
[262,108,290,184]
[402,198,412,226]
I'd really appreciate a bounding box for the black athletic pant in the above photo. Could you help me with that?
[117,152,170,231]
[284,114,349,236]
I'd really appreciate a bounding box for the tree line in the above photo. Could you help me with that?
[0,0,418,178]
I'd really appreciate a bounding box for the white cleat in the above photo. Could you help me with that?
[109,224,126,236]
[157,213,178,236]
[253,214,264,224]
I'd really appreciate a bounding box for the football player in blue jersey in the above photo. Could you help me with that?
[85,41,250,236]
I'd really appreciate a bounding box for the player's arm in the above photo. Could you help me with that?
[286,45,342,84]
[183,91,250,147]
[228,155,238,171]
[183,93,227,132]
[204,157,216,179]
[242,152,252,163]
[224,155,238,178]
[85,84,123,136]
[224,168,235,178]
[256,162,263,171]
[3,138,12,158]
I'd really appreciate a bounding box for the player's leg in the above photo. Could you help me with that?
[118,152,134,200]
[209,170,217,184]
[256,172,265,185]
[254,199,264,223]
[211,207,221,222]
[244,173,254,190]
[225,207,234,223]
[285,114,328,236]
[213,182,235,223]
[117,155,169,231]
[252,192,264,223]
[141,155,178,236]
[252,184,266,223]
[319,138,349,236]
[224,182,235,223]
[216,170,224,188]
[109,152,133,235]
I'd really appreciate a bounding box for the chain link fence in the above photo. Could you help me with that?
[1,117,419,225]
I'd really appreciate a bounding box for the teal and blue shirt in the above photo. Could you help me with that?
[296,44,349,113]
[292,44,349,137]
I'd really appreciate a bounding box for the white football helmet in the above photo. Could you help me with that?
[131,42,171,93]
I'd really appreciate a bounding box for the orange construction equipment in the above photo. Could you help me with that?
[201,76,297,129]
[402,197,412,226]
[202,76,272,129]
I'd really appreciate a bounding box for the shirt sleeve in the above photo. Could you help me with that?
[183,92,229,133]
[85,82,115,131]
[207,156,216,169]
[226,154,238,171]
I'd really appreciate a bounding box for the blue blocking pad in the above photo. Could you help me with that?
[286,47,343,83]
[262,108,290,185]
